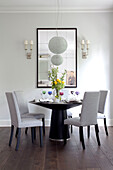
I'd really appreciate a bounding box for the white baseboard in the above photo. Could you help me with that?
[97,119,113,126]
[0,119,113,127]
[0,120,11,127]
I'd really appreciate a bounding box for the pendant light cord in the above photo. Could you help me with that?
[56,0,60,36]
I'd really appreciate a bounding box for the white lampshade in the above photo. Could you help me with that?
[30,40,33,45]
[51,55,63,66]
[24,40,28,45]
[48,36,68,54]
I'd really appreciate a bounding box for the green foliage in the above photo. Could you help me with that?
[48,67,67,95]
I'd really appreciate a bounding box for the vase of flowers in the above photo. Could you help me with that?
[48,67,66,102]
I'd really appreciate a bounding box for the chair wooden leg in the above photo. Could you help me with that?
[15,128,21,151]
[9,125,14,146]
[87,126,90,138]
[25,127,28,135]
[39,126,43,147]
[95,124,101,146]
[69,116,73,133]
[71,125,73,133]
[31,127,34,143]
[15,127,18,138]
[42,118,45,135]
[80,126,85,150]
[79,127,82,142]
[104,118,108,136]
[34,127,36,140]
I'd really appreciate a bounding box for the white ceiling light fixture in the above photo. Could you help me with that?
[51,54,63,66]
[49,36,67,54]
[48,0,68,66]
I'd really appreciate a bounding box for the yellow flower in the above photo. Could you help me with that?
[57,79,61,83]
[54,81,57,85]
[62,81,64,84]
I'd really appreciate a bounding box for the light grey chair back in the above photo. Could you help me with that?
[98,90,108,114]
[6,92,21,127]
[13,91,29,115]
[80,92,100,126]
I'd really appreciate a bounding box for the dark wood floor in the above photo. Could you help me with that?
[0,126,113,170]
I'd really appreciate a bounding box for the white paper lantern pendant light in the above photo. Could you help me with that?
[48,36,67,54]
[51,54,63,66]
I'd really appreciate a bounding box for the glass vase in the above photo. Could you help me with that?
[54,88,60,103]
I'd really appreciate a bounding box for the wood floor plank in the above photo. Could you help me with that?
[1,127,113,170]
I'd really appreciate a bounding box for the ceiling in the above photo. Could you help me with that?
[0,0,113,12]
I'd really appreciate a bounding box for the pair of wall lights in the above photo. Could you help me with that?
[24,39,89,59]
[24,40,33,59]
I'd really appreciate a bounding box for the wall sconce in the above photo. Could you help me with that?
[24,40,33,59]
[81,40,90,59]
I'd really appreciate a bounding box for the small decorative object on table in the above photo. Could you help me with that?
[48,91,52,99]
[75,91,80,100]
[48,67,66,102]
[75,91,80,95]
[41,90,46,99]
[59,92,64,101]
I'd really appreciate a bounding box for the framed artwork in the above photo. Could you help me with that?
[66,71,76,86]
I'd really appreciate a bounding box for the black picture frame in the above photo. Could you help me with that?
[37,28,77,88]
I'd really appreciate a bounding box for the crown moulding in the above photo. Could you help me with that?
[0,6,113,13]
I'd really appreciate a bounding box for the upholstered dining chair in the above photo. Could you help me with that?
[13,91,45,136]
[6,92,43,151]
[64,92,100,150]
[87,90,108,138]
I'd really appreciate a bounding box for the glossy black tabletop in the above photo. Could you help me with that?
[30,101,82,110]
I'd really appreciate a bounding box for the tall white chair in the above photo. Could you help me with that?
[88,90,108,138]
[13,91,45,136]
[64,92,100,150]
[6,92,43,151]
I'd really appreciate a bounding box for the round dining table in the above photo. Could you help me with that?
[30,101,82,141]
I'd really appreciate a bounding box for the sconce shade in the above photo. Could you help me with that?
[48,36,67,54]
[24,40,28,45]
[30,40,33,45]
[51,54,63,66]
[81,40,85,44]
[86,40,90,44]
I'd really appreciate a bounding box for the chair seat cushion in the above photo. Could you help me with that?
[21,113,45,119]
[64,117,81,127]
[19,117,42,128]
[97,113,106,119]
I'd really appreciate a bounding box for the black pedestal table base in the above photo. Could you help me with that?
[49,109,70,141]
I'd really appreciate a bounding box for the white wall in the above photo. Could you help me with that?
[0,12,112,126]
